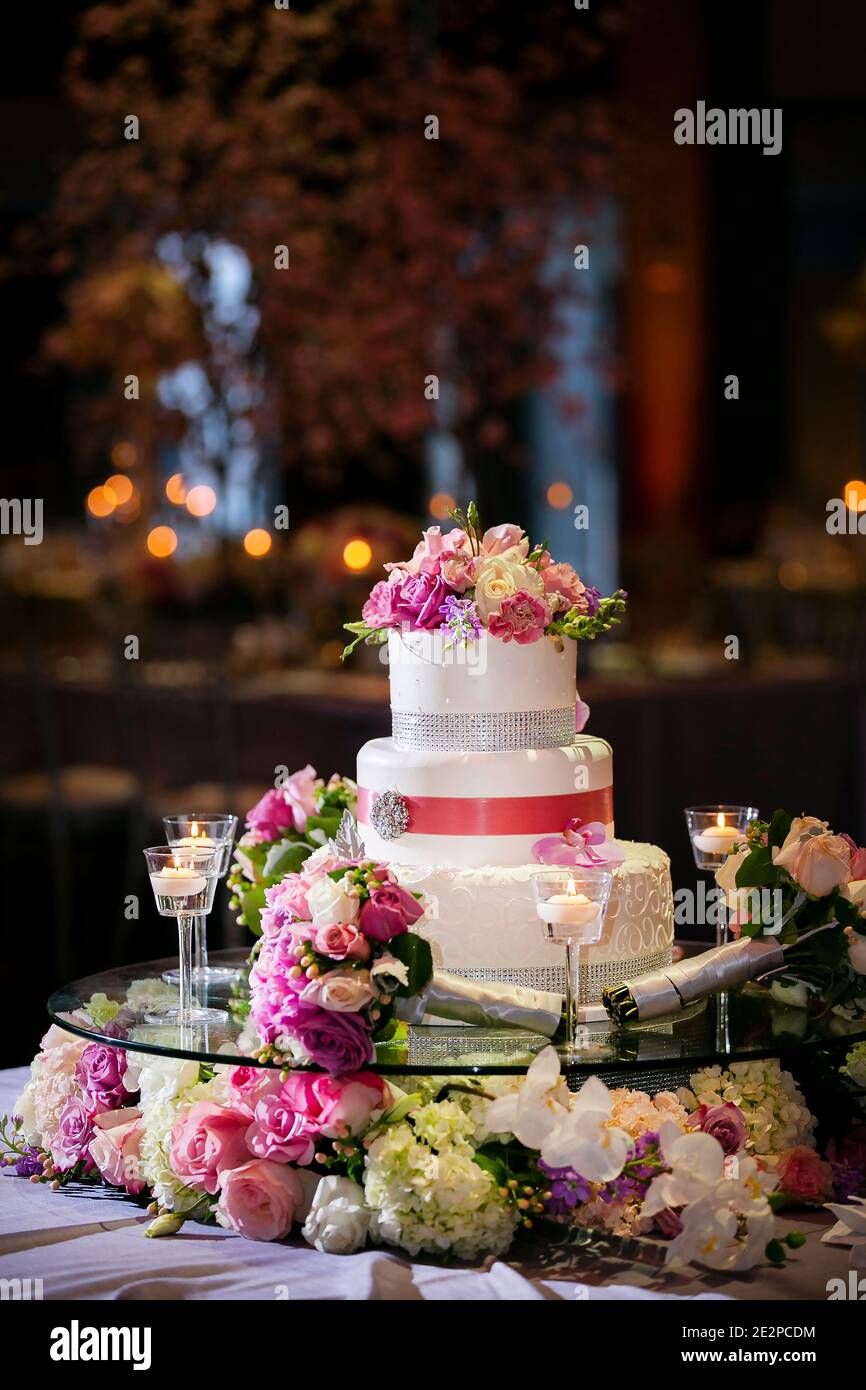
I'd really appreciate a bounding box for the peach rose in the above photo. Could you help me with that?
[773,822,851,897]
[90,1107,145,1194]
[216,1159,306,1241]
[775,1145,833,1205]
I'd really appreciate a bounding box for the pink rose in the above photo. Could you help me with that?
[440,551,476,592]
[217,1159,305,1241]
[74,1044,129,1114]
[575,700,590,734]
[261,874,311,936]
[389,526,470,576]
[169,1101,252,1195]
[300,967,375,1012]
[246,789,297,842]
[392,570,449,630]
[844,841,866,879]
[283,764,319,831]
[90,1107,144,1193]
[487,590,550,644]
[359,883,424,942]
[362,579,399,629]
[246,1091,319,1165]
[226,1066,284,1118]
[310,922,371,961]
[776,1146,834,1205]
[280,1071,387,1138]
[481,524,527,557]
[50,1097,94,1172]
[541,561,586,609]
[688,1102,747,1155]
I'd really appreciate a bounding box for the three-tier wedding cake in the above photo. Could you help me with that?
[347,507,673,1004]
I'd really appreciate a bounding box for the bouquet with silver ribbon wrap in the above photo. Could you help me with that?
[396,969,564,1037]
[602,936,785,1024]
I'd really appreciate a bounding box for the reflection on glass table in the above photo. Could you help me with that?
[46,949,866,1081]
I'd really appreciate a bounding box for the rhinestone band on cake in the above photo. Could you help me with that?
[391,706,577,753]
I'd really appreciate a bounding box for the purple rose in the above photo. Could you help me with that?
[392,571,449,631]
[359,883,424,943]
[293,1008,374,1074]
[75,1044,129,1113]
[689,1102,747,1155]
[362,580,399,630]
[251,987,317,1048]
[50,1097,94,1172]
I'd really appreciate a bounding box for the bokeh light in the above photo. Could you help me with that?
[643,261,686,294]
[343,537,373,571]
[185,484,217,517]
[86,485,115,518]
[147,525,178,558]
[111,441,137,470]
[429,492,456,521]
[243,528,272,557]
[843,479,866,513]
[104,474,133,506]
[546,481,573,509]
[778,559,808,591]
[165,473,187,505]
[115,487,141,523]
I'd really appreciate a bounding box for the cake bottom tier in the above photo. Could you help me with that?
[394,840,674,1004]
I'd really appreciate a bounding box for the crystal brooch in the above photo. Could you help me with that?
[370,788,410,841]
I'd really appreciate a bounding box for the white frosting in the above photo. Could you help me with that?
[358,735,613,866]
[387,628,579,716]
[395,841,674,1002]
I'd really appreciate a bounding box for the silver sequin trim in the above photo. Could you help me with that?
[391,706,576,752]
[456,948,673,1004]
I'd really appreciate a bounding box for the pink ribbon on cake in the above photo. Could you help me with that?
[358,786,613,837]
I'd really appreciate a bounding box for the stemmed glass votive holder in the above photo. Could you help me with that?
[532,867,613,1061]
[162,814,239,987]
[143,845,227,1027]
[684,805,758,945]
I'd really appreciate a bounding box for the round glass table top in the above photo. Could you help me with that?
[47,948,866,1076]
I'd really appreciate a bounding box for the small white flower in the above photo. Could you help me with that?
[303,1176,370,1254]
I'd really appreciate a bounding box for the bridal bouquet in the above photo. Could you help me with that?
[605,810,866,1024]
[342,501,627,657]
[227,765,357,934]
[13,1031,866,1270]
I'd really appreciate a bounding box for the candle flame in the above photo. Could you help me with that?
[191,821,199,839]
[567,876,577,896]
[716,813,725,829]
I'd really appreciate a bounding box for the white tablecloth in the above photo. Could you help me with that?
[0,1066,845,1301]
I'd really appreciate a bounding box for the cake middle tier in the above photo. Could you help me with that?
[357,734,613,867]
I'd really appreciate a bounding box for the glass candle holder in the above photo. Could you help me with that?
[532,867,613,1060]
[684,806,757,872]
[143,845,227,1027]
[162,814,239,987]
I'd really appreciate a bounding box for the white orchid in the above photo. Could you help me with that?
[485,1046,571,1150]
[665,1192,775,1272]
[540,1075,633,1184]
[642,1120,726,1216]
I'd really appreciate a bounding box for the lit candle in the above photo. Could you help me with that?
[692,813,741,855]
[149,865,207,897]
[171,821,217,851]
[536,879,602,929]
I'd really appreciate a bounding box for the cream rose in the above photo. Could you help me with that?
[714,844,750,897]
[843,879,866,912]
[845,926,866,976]
[302,1175,370,1254]
[774,827,851,897]
[306,875,359,928]
[473,547,544,624]
[300,967,375,1012]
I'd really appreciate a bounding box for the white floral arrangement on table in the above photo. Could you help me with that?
[10,1020,866,1272]
[342,501,627,657]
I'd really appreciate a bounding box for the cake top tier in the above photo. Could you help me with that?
[387,628,579,751]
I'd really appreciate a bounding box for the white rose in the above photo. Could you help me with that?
[845,926,866,977]
[302,1176,370,1254]
[769,977,814,1009]
[714,845,750,898]
[843,879,866,911]
[473,548,543,624]
[300,967,375,1012]
[306,875,359,927]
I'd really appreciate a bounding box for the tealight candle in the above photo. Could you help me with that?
[171,835,217,850]
[692,814,741,856]
[536,889,601,930]
[149,866,207,897]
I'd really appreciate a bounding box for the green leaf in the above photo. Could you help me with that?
[263,839,312,878]
[304,813,341,842]
[767,809,792,851]
[734,846,776,888]
[240,883,268,935]
[387,931,433,997]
